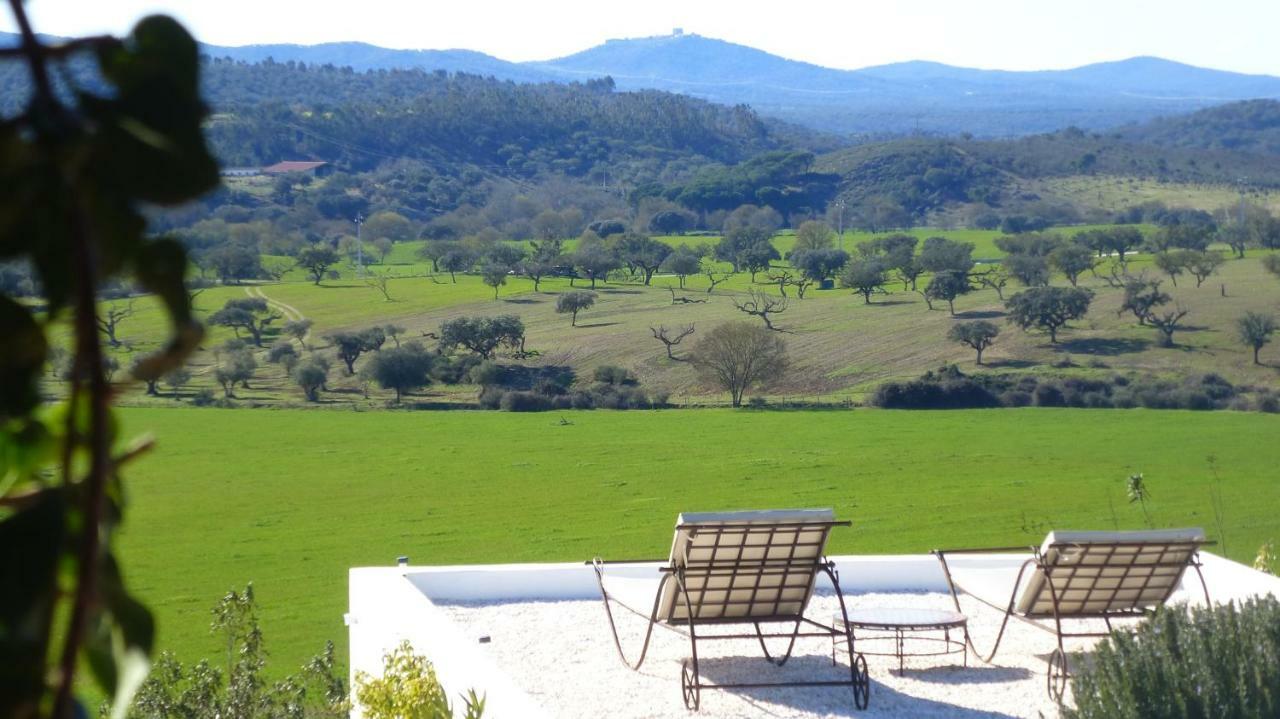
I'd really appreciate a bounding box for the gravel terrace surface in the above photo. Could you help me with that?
[440,591,1105,718]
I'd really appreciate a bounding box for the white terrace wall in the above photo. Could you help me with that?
[347,552,1280,718]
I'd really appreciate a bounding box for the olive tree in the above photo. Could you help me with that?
[1005,286,1094,343]
[296,245,341,285]
[948,321,1000,364]
[208,297,281,347]
[292,358,330,401]
[439,315,525,358]
[924,270,970,315]
[840,257,889,303]
[691,321,790,407]
[1237,311,1276,365]
[363,342,434,403]
[556,291,597,327]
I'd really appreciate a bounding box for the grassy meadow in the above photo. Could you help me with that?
[92,238,1280,408]
[116,406,1280,678]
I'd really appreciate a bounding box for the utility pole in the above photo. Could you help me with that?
[834,198,846,252]
[354,212,365,277]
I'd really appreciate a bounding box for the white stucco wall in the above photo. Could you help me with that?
[347,552,1280,718]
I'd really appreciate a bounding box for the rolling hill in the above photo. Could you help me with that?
[7,31,1280,137]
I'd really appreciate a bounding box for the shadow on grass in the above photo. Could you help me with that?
[575,321,622,328]
[984,359,1037,369]
[953,310,1006,320]
[1054,337,1150,356]
[864,299,914,307]
[501,297,539,304]
[596,287,644,295]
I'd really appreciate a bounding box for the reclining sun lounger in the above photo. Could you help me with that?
[933,528,1210,701]
[592,509,869,710]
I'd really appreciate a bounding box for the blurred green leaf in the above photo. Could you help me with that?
[0,295,48,419]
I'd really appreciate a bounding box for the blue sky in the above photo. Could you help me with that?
[6,0,1279,74]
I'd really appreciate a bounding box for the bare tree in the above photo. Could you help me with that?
[1146,305,1190,348]
[691,321,790,407]
[767,270,793,298]
[365,270,395,302]
[650,324,696,361]
[733,289,789,331]
[703,266,731,294]
[96,300,135,347]
[974,266,1011,300]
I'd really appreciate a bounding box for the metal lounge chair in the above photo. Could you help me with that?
[933,528,1210,701]
[592,509,870,710]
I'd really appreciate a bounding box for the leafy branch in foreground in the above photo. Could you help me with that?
[0,5,216,717]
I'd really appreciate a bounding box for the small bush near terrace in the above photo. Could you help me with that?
[1066,597,1280,719]
[872,366,1279,412]
[356,641,485,719]
[123,585,347,719]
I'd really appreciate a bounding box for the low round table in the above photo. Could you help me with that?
[833,608,968,674]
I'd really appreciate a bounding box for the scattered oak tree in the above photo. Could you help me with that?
[296,245,342,285]
[364,342,434,403]
[691,321,790,407]
[208,297,281,347]
[480,264,508,299]
[556,291,597,327]
[439,315,525,357]
[292,357,330,401]
[1237,311,1276,365]
[948,321,1000,365]
[924,270,970,316]
[1005,286,1094,343]
[840,257,889,303]
[1048,244,1097,287]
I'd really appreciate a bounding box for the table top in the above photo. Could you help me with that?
[836,607,967,631]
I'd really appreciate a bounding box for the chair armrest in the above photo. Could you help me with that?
[932,546,1035,556]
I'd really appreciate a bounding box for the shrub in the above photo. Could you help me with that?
[747,396,767,408]
[1066,598,1280,719]
[1001,391,1033,407]
[191,388,216,407]
[593,365,637,386]
[267,341,297,364]
[1259,393,1280,414]
[357,640,484,719]
[498,391,552,412]
[477,385,504,409]
[467,360,503,387]
[1034,383,1065,407]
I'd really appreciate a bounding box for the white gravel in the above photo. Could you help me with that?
[439,591,1106,718]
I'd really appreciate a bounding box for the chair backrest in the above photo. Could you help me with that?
[654,509,842,623]
[1015,528,1206,617]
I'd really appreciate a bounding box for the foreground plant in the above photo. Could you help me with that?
[0,5,217,717]
[356,641,485,719]
[1067,598,1280,719]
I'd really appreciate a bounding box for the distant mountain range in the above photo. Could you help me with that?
[5,30,1280,136]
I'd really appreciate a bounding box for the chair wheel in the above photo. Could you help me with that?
[681,659,701,710]
[851,653,870,710]
[1047,648,1069,702]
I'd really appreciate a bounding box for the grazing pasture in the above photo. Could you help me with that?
[118,406,1280,676]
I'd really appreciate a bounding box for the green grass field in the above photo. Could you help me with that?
[93,245,1280,411]
[117,406,1280,677]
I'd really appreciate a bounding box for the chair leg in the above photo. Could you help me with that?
[592,560,666,671]
[754,620,801,666]
[676,574,702,711]
[934,553,1036,664]
[1047,648,1069,702]
[825,563,871,710]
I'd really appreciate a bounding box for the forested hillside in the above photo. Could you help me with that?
[1119,99,1280,156]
